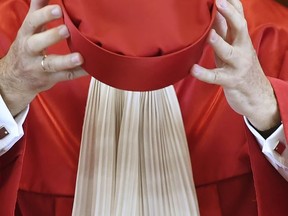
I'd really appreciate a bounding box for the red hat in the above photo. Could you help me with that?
[62,0,216,91]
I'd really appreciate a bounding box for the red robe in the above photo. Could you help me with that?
[1,0,288,215]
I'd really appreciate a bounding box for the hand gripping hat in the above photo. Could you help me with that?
[62,0,216,91]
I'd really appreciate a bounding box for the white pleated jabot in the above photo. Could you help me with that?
[72,78,199,216]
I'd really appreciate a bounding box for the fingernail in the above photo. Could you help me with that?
[217,0,227,9]
[58,25,69,38]
[71,54,82,65]
[192,64,202,76]
[51,7,62,18]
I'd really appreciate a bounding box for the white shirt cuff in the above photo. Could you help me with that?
[244,116,288,181]
[0,95,28,156]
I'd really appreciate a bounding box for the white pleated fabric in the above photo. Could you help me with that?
[72,78,199,216]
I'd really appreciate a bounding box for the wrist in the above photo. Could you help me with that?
[246,94,281,131]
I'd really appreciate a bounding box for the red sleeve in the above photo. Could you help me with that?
[249,49,288,216]
[0,0,29,214]
[242,1,288,215]
[0,139,26,215]
[246,77,288,216]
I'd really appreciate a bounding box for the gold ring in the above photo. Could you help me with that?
[41,54,48,72]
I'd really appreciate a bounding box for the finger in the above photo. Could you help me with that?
[29,0,49,12]
[208,29,236,66]
[22,5,62,35]
[40,53,84,72]
[49,68,88,83]
[227,0,244,16]
[191,64,229,86]
[216,0,248,37]
[213,11,228,40]
[26,25,69,54]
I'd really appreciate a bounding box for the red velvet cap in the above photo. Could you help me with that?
[62,0,216,91]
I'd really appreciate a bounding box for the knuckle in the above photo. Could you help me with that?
[26,14,38,32]
[236,2,244,14]
[214,70,219,82]
[45,58,55,72]
[25,37,38,55]
[237,19,248,32]
[212,69,224,85]
[67,71,75,80]
[226,46,235,60]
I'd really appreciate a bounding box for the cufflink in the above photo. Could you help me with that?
[0,126,9,139]
[273,141,286,155]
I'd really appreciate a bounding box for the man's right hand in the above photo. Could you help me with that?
[0,0,86,116]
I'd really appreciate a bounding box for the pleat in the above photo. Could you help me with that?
[72,78,199,216]
[113,92,141,216]
[72,79,117,216]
